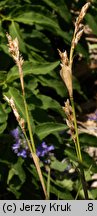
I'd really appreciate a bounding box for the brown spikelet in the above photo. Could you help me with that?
[63,99,77,143]
[4,95,25,132]
[58,49,73,97]
[74,24,84,46]
[70,2,91,50]
[6,33,24,95]
[75,2,91,29]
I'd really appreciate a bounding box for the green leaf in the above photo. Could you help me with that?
[4,86,35,132]
[12,11,71,42]
[36,94,64,116]
[90,189,97,199]
[85,14,97,36]
[9,21,27,53]
[51,159,69,172]
[0,71,7,86]
[24,29,53,58]
[0,103,8,133]
[31,107,54,123]
[7,185,21,199]
[7,157,26,184]
[0,122,7,134]
[56,179,73,191]
[37,75,68,97]
[35,122,67,140]
[6,61,59,83]
[65,147,97,173]
[50,185,73,199]
[79,134,97,147]
[0,103,8,123]
[42,0,72,23]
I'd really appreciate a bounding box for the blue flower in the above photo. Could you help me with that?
[11,128,54,162]
[36,142,54,157]
[12,142,20,153]
[17,149,27,158]
[11,127,29,159]
[11,128,19,141]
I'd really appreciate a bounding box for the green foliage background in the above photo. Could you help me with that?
[0,0,97,199]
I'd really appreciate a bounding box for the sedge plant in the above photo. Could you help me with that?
[4,34,48,199]
[3,2,91,200]
[58,2,90,199]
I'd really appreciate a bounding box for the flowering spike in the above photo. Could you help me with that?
[4,95,25,132]
[6,33,24,94]
[58,50,73,97]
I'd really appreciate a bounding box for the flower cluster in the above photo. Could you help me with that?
[11,128,30,158]
[36,142,54,157]
[36,142,54,164]
[11,128,54,162]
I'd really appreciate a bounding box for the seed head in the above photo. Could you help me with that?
[58,50,73,97]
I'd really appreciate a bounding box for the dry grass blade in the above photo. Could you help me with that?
[32,152,48,199]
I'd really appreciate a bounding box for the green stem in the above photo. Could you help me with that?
[18,61,36,153]
[47,166,50,200]
[18,63,47,198]
[70,96,89,199]
[23,96,36,153]
[70,97,82,161]
[23,129,48,199]
[80,168,89,200]
[23,96,48,199]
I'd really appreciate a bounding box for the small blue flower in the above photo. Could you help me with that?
[11,127,29,159]
[17,149,27,158]
[11,128,54,163]
[36,142,54,157]
[12,142,20,153]
[11,128,19,141]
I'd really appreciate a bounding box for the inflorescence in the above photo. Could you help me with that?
[11,127,54,163]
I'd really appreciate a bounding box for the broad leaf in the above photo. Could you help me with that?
[35,122,67,139]
[51,159,69,172]
[7,157,26,184]
[6,61,59,83]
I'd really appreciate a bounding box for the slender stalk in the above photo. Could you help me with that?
[23,124,48,199]
[79,168,89,199]
[47,166,51,200]
[70,97,88,199]
[70,97,82,162]
[17,61,36,153]
[21,78,48,199]
[23,96,36,153]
